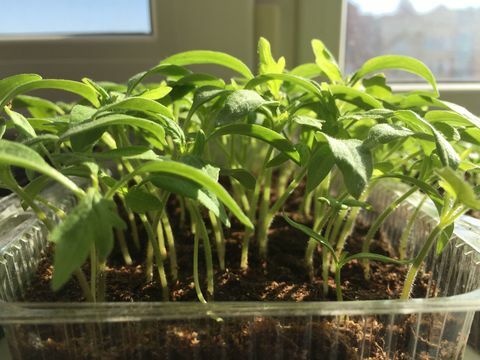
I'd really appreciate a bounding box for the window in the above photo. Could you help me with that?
[345,0,480,82]
[0,0,152,37]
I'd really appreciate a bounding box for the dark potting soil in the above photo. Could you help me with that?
[13,193,457,360]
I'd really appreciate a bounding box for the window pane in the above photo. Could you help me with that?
[0,0,151,36]
[345,0,480,82]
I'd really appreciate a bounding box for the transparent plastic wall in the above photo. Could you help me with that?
[0,182,479,359]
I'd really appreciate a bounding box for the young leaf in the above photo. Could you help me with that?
[161,50,254,79]
[292,115,324,132]
[351,55,438,96]
[395,110,459,169]
[316,135,373,198]
[93,97,174,120]
[258,37,286,97]
[186,86,231,124]
[340,252,412,267]
[0,74,42,101]
[4,107,36,138]
[246,73,322,98]
[208,123,301,164]
[60,114,167,148]
[220,168,256,190]
[0,139,83,196]
[127,64,191,95]
[0,117,5,139]
[149,174,230,227]
[139,84,172,100]
[282,214,337,262]
[363,124,414,149]
[125,187,163,213]
[436,167,480,210]
[13,95,65,115]
[107,160,253,229]
[306,144,334,193]
[329,85,383,109]
[289,63,323,79]
[51,188,125,290]
[0,78,100,109]
[311,39,342,83]
[216,90,268,124]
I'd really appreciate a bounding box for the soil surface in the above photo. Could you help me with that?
[12,192,457,360]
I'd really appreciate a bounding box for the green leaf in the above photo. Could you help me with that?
[257,37,286,97]
[139,84,172,100]
[292,115,324,131]
[0,117,5,139]
[0,139,82,196]
[306,144,334,193]
[441,100,480,129]
[60,114,167,148]
[436,167,480,210]
[351,55,438,96]
[92,146,160,161]
[316,135,373,198]
[220,168,256,190]
[186,86,231,124]
[436,223,454,255]
[149,174,230,227]
[161,50,254,79]
[290,63,322,79]
[311,39,342,83]
[208,123,301,165]
[175,73,226,88]
[246,73,322,98]
[216,90,268,124]
[395,110,459,169]
[282,214,337,262]
[125,187,163,213]
[51,188,125,290]
[329,85,383,109]
[13,95,65,115]
[363,124,414,149]
[0,78,100,109]
[0,74,42,102]
[22,134,59,147]
[4,107,36,138]
[425,110,476,128]
[127,64,192,95]
[107,160,253,229]
[93,97,174,120]
[341,252,412,267]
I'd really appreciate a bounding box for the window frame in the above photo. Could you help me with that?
[0,0,255,82]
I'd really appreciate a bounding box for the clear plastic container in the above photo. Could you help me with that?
[0,182,479,359]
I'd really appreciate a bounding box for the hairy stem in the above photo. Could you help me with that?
[362,187,417,278]
[208,211,226,270]
[161,213,178,282]
[399,196,427,260]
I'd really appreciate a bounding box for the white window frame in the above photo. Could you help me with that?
[0,0,255,82]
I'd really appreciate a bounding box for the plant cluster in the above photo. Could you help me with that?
[1,38,479,303]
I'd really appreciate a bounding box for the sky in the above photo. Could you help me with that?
[350,0,480,15]
[0,0,151,35]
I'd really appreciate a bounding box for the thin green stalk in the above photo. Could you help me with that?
[161,213,178,282]
[74,268,94,302]
[208,211,226,270]
[190,204,214,298]
[193,229,207,304]
[96,261,107,302]
[256,168,272,249]
[335,267,343,301]
[240,146,274,269]
[127,211,141,250]
[362,187,417,278]
[115,228,133,265]
[145,242,154,282]
[400,225,443,299]
[322,215,336,297]
[399,196,427,260]
[90,245,97,302]
[140,214,169,300]
[259,166,308,258]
